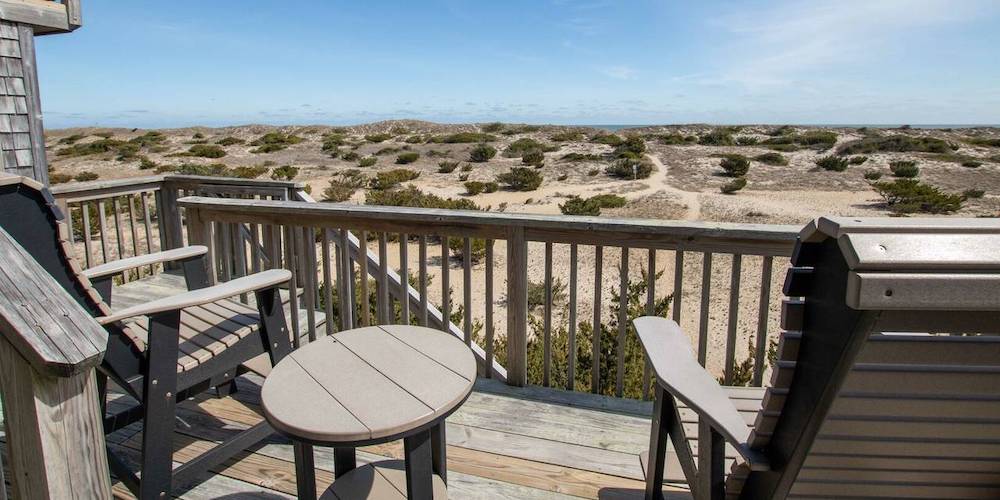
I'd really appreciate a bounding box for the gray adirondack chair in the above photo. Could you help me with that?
[0,175,295,499]
[637,216,1000,499]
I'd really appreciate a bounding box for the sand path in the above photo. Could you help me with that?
[645,154,701,220]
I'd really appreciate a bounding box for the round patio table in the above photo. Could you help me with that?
[261,324,477,500]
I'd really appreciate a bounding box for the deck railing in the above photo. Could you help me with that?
[179,194,799,395]
[51,175,800,397]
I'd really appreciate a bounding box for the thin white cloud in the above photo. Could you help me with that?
[600,65,638,80]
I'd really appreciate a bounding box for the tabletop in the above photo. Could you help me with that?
[261,325,477,445]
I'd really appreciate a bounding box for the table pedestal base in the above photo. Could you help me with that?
[321,460,447,499]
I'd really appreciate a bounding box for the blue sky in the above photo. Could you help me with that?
[36,0,1000,128]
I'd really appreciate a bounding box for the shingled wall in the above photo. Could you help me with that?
[0,20,47,184]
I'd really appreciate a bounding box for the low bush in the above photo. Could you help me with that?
[871,179,962,213]
[395,152,420,164]
[352,156,373,168]
[720,177,747,194]
[138,156,158,170]
[522,150,545,166]
[484,181,499,193]
[461,164,473,172]
[364,133,393,143]
[769,125,794,136]
[559,194,627,216]
[614,136,647,157]
[482,122,505,133]
[321,134,347,151]
[527,278,568,308]
[370,168,420,190]
[698,130,735,146]
[815,155,849,172]
[323,171,368,202]
[720,155,750,176]
[429,132,497,144]
[890,160,920,178]
[129,131,166,147]
[469,144,497,162]
[341,151,360,161]
[549,131,585,142]
[49,172,72,184]
[56,138,130,158]
[464,181,488,195]
[736,136,760,146]
[561,152,602,162]
[796,130,838,148]
[964,188,985,199]
[375,147,402,156]
[836,135,952,155]
[504,138,557,157]
[186,144,227,158]
[216,136,244,146]
[863,170,883,180]
[270,165,299,180]
[606,157,654,179]
[58,133,86,145]
[250,132,303,148]
[448,237,488,264]
[764,143,800,152]
[753,152,788,166]
[249,143,287,154]
[963,136,1000,148]
[74,171,99,182]
[366,185,481,210]
[658,133,697,145]
[438,161,459,173]
[192,132,205,139]
[962,160,983,168]
[848,155,869,165]
[496,167,543,191]
[587,168,600,176]
[404,135,425,144]
[231,165,268,179]
[591,133,624,146]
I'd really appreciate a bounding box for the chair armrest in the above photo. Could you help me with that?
[82,246,208,280]
[97,269,291,324]
[634,316,770,470]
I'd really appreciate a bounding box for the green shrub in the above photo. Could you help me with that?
[962,160,983,168]
[871,179,962,213]
[753,152,787,166]
[848,155,869,165]
[56,138,129,157]
[720,177,747,194]
[606,158,654,179]
[464,181,488,195]
[364,133,393,143]
[358,156,377,167]
[698,130,735,146]
[460,164,472,172]
[74,171,99,182]
[158,162,230,176]
[341,151,360,162]
[836,135,952,155]
[559,194,627,216]
[448,237,488,264]
[561,153,602,162]
[138,156,158,170]
[613,136,647,158]
[764,143,800,152]
[484,181,498,193]
[526,277,568,309]
[231,165,268,179]
[549,131,584,142]
[438,161,459,173]
[216,136,244,146]
[890,160,919,178]
[796,130,838,148]
[321,134,347,151]
[366,185,481,210]
[720,155,750,176]
[482,122,505,133]
[49,172,72,184]
[587,168,600,176]
[496,167,543,191]
[375,146,402,156]
[404,135,425,144]
[270,165,299,180]
[815,155,849,172]
[129,131,166,147]
[504,138,557,157]
[469,144,497,162]
[591,133,624,146]
[370,168,420,190]
[395,152,420,164]
[964,188,985,199]
[429,132,497,143]
[249,143,287,154]
[58,133,86,145]
[250,132,303,148]
[192,132,204,139]
[963,137,1000,148]
[658,133,697,145]
[185,144,227,158]
[736,136,760,146]
[522,150,545,166]
[863,170,883,180]
[323,171,368,202]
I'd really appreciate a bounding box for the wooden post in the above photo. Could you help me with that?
[505,227,528,386]
[0,226,111,499]
[159,182,184,251]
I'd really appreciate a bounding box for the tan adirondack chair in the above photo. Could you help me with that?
[637,216,1000,499]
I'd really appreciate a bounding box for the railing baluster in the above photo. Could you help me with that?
[440,236,450,332]
[284,225,300,348]
[419,235,428,327]
[568,243,578,391]
[506,228,528,386]
[644,249,656,400]
[698,252,713,367]
[592,245,603,394]
[543,241,553,387]
[484,239,494,377]
[111,198,125,273]
[724,254,743,385]
[80,202,93,268]
[339,229,354,331]
[140,192,154,274]
[753,255,775,386]
[358,230,370,327]
[463,237,472,345]
[321,229,334,336]
[400,233,410,325]
[616,247,629,397]
[303,227,317,342]
[673,249,684,324]
[249,223,261,273]
[378,232,390,324]
[220,223,233,283]
[126,195,140,261]
[97,200,109,264]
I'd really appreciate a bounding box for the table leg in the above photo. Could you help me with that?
[430,423,447,484]
[293,441,316,500]
[334,447,356,477]
[403,429,434,500]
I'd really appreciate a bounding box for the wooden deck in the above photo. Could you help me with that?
[3,271,710,499]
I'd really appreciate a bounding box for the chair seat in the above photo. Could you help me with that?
[125,299,260,373]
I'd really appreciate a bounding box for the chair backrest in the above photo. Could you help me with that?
[0,175,145,382]
[730,217,1000,499]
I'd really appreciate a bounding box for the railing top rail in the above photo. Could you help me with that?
[179,196,799,255]
[49,174,307,201]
